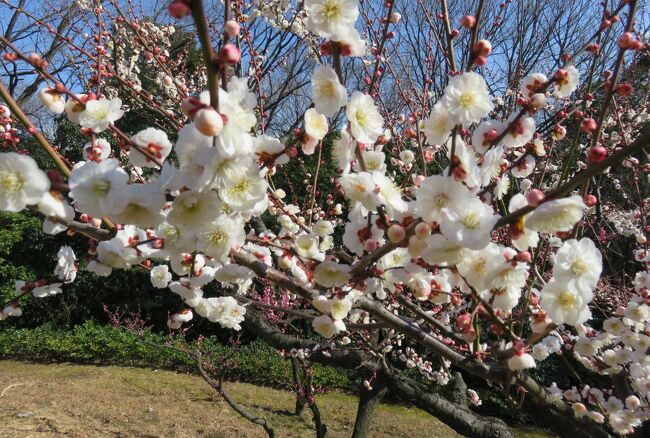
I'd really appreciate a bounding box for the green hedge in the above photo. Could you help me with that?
[0,321,356,390]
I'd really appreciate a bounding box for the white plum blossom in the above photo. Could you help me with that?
[305,0,359,40]
[346,92,384,144]
[84,138,112,162]
[54,246,77,283]
[553,238,602,293]
[168,309,193,329]
[540,279,592,326]
[0,152,50,212]
[79,97,124,132]
[312,314,346,338]
[128,127,173,168]
[553,66,580,98]
[314,261,350,288]
[311,64,347,116]
[423,102,455,145]
[198,215,246,262]
[442,72,494,125]
[38,87,65,114]
[415,175,472,223]
[150,265,172,289]
[68,159,129,217]
[525,195,586,234]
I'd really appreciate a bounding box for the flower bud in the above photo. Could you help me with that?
[587,145,607,164]
[474,39,492,56]
[194,108,224,137]
[584,194,597,206]
[526,189,545,207]
[217,44,241,65]
[224,20,240,38]
[389,12,402,24]
[580,118,597,133]
[168,0,191,19]
[414,222,431,239]
[387,224,406,243]
[461,15,476,28]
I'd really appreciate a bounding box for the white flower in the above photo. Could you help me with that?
[520,73,548,98]
[507,352,536,371]
[331,129,355,174]
[255,135,288,167]
[421,233,466,266]
[207,296,246,330]
[508,194,539,250]
[38,191,75,223]
[150,265,172,289]
[168,190,221,231]
[0,152,50,212]
[54,246,77,283]
[553,238,602,293]
[170,279,203,307]
[68,159,129,217]
[214,264,255,293]
[330,297,352,320]
[422,102,454,145]
[347,92,383,144]
[304,0,359,40]
[540,279,592,326]
[313,220,335,237]
[339,172,379,211]
[333,28,367,56]
[311,64,347,116]
[342,208,384,255]
[84,138,111,162]
[38,87,65,114]
[314,261,350,288]
[79,97,124,132]
[198,215,245,262]
[472,120,504,154]
[219,169,268,212]
[553,66,580,98]
[510,155,536,178]
[96,237,140,271]
[439,197,499,250]
[415,175,472,223]
[128,128,173,168]
[442,72,494,125]
[112,183,165,228]
[295,234,321,259]
[501,115,535,149]
[64,93,86,123]
[312,314,345,338]
[305,108,328,141]
[32,283,63,298]
[167,309,193,329]
[373,173,407,215]
[525,195,586,234]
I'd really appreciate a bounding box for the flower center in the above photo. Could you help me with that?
[355,109,368,128]
[462,212,481,230]
[320,80,336,97]
[558,291,576,308]
[92,179,111,195]
[323,0,342,20]
[459,92,476,108]
[0,170,23,193]
[206,229,226,245]
[231,177,250,195]
[434,194,448,209]
[571,258,589,275]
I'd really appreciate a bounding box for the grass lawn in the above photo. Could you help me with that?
[0,361,554,437]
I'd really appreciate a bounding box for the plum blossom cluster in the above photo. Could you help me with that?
[1,0,648,435]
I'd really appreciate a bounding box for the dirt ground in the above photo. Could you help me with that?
[0,361,552,437]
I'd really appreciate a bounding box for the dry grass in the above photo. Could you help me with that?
[0,361,553,438]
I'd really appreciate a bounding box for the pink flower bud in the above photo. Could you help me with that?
[415,222,431,239]
[584,194,597,207]
[473,55,488,66]
[168,1,191,19]
[526,189,545,207]
[474,39,492,56]
[363,239,378,252]
[580,118,597,133]
[217,44,241,65]
[194,108,224,137]
[413,174,425,187]
[461,15,476,28]
[224,20,240,38]
[387,224,406,243]
[587,145,607,165]
[618,32,634,48]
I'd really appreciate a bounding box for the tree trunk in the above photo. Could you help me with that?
[290,356,307,416]
[352,376,388,438]
[447,372,468,407]
[386,371,515,438]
